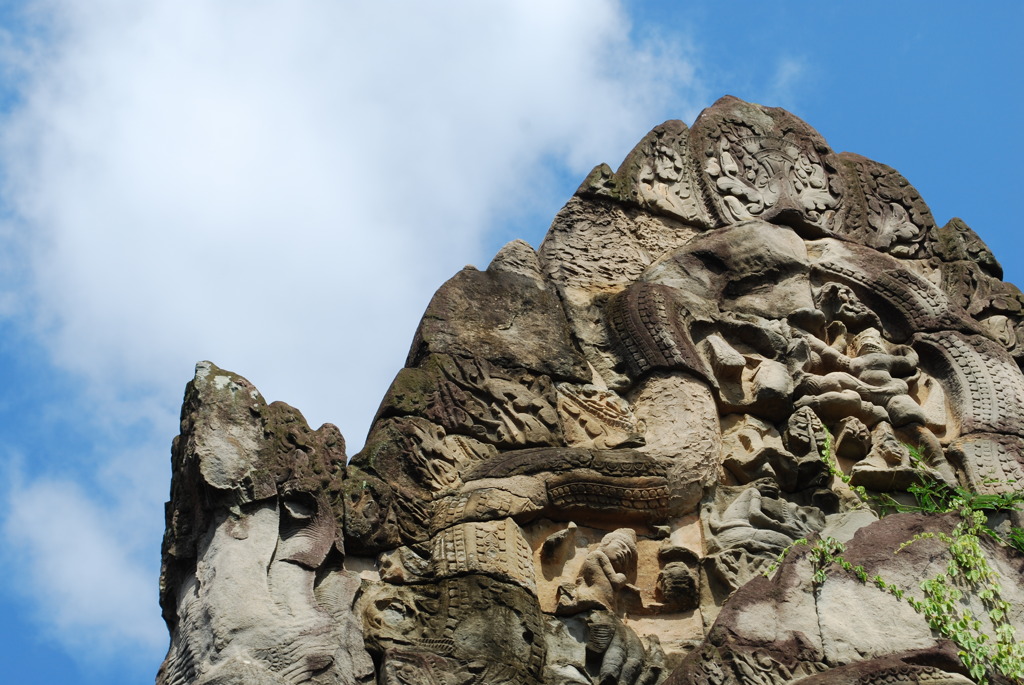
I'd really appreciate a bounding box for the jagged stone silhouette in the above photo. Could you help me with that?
[157,96,1024,685]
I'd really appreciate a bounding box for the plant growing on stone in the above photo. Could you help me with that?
[778,484,1024,684]
[876,445,1024,556]
[816,425,873,504]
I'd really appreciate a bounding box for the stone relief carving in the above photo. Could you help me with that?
[791,327,941,465]
[948,434,1024,530]
[703,481,826,599]
[655,545,700,612]
[634,138,710,227]
[606,282,714,383]
[838,152,938,259]
[369,416,496,495]
[556,382,645,450]
[375,353,562,449]
[557,528,639,614]
[720,414,825,494]
[158,97,1024,685]
[691,95,843,232]
[431,518,537,592]
[915,330,1024,438]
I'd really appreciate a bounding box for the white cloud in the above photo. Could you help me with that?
[2,474,165,660]
[0,0,704,666]
[1,0,701,441]
[768,56,808,111]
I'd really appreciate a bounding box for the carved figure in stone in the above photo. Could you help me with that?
[783,405,827,458]
[815,282,882,332]
[833,416,871,461]
[656,545,700,612]
[720,414,807,490]
[790,300,955,483]
[582,611,666,685]
[158,97,1024,685]
[849,421,921,490]
[702,478,828,600]
[637,140,703,222]
[793,326,923,427]
[707,480,825,557]
[656,562,697,611]
[557,528,639,614]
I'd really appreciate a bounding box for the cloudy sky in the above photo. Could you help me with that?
[0,2,1020,683]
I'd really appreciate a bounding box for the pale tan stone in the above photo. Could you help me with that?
[631,372,720,513]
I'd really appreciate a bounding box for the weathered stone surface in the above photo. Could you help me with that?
[914,330,1024,438]
[671,513,1024,684]
[836,152,939,259]
[690,95,845,234]
[371,352,563,450]
[578,119,715,229]
[556,382,645,450]
[791,646,974,685]
[631,372,721,514]
[159,97,1024,685]
[408,240,590,382]
[538,195,699,390]
[158,362,372,685]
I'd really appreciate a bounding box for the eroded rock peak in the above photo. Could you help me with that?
[157,96,1024,685]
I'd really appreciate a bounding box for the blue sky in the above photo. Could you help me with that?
[0,2,1020,683]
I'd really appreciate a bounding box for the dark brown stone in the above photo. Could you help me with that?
[408,243,590,383]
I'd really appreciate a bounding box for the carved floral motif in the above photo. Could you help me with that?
[692,97,843,231]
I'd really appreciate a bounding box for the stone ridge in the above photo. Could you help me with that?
[157,96,1024,685]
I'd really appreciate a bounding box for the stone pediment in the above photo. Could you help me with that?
[157,97,1024,685]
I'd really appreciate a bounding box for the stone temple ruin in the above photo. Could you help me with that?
[156,96,1024,684]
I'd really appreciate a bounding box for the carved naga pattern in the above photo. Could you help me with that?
[606,282,712,382]
[556,382,645,449]
[814,258,973,337]
[547,479,673,517]
[915,330,1024,438]
[949,434,1024,497]
[158,97,1024,685]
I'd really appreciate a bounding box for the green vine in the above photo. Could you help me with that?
[898,504,1024,684]
[771,444,1024,684]
[816,425,871,504]
[876,447,1024,545]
